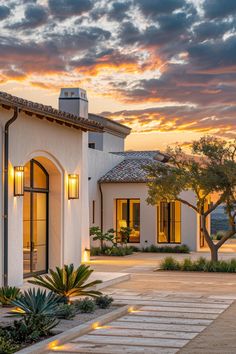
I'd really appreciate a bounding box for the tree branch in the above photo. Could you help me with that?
[204,191,228,216]
[176,198,198,212]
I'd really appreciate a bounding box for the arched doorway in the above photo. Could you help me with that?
[23,159,49,277]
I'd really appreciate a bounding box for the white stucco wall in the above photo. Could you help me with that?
[88,149,124,230]
[100,183,199,250]
[103,132,125,152]
[88,131,125,152]
[0,107,90,286]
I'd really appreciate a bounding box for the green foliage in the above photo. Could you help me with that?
[10,288,61,317]
[90,246,134,256]
[75,297,96,313]
[55,303,77,320]
[8,315,57,343]
[90,226,116,250]
[160,257,236,272]
[145,136,236,261]
[0,286,21,307]
[95,295,113,309]
[119,226,133,244]
[104,246,134,256]
[142,244,190,253]
[160,257,180,270]
[0,334,19,354]
[28,264,102,303]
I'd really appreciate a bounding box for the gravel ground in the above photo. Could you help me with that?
[52,305,120,333]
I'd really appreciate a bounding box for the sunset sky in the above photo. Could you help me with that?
[0,0,236,150]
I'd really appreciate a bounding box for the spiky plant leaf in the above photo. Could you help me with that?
[28,264,102,302]
[0,286,21,307]
[10,288,61,317]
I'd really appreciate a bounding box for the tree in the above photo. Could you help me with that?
[89,226,116,252]
[119,226,133,246]
[145,136,236,262]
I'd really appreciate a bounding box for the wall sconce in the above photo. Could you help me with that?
[68,174,79,199]
[14,166,24,196]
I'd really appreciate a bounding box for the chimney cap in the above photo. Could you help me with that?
[59,88,88,101]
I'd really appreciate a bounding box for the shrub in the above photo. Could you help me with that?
[160,257,180,270]
[95,295,113,309]
[159,257,236,272]
[28,264,102,303]
[142,244,190,254]
[11,288,61,317]
[75,297,96,313]
[8,316,57,343]
[0,286,21,307]
[104,246,133,256]
[0,335,19,354]
[90,247,103,256]
[182,258,194,271]
[55,303,77,320]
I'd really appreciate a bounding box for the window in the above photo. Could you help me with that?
[116,199,140,243]
[92,200,95,224]
[157,201,181,243]
[88,142,95,149]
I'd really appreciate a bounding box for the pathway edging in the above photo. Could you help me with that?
[16,305,138,354]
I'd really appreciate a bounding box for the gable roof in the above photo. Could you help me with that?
[0,91,103,132]
[99,150,166,183]
[88,113,131,138]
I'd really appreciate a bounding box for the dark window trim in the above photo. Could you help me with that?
[157,201,181,244]
[116,198,140,243]
[92,200,95,224]
[88,142,96,149]
[23,159,49,278]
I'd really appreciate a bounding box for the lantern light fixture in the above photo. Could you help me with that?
[14,166,24,196]
[68,174,79,199]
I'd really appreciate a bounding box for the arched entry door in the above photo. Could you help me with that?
[23,159,49,277]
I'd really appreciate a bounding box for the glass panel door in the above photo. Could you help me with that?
[23,192,31,275]
[23,160,48,277]
[32,193,47,273]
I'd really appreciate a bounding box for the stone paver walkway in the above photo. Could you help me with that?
[47,292,232,354]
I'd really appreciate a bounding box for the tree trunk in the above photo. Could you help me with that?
[200,214,218,262]
[210,245,218,262]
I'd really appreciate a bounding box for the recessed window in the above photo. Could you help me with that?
[157,201,181,243]
[92,200,95,224]
[116,199,140,243]
[88,142,96,149]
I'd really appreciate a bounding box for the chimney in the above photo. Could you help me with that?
[59,88,88,119]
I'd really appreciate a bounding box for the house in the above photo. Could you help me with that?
[88,116,208,252]
[0,88,102,287]
[0,87,208,288]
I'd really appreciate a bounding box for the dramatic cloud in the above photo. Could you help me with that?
[203,0,236,19]
[0,0,236,147]
[0,5,10,20]
[8,4,48,29]
[101,105,236,138]
[48,0,93,20]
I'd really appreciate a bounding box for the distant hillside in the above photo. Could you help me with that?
[211,205,229,235]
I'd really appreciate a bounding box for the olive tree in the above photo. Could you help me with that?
[145,136,236,262]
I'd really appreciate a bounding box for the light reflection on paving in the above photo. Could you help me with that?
[48,293,232,354]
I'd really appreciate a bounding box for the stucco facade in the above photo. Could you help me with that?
[99,183,200,250]
[0,92,101,287]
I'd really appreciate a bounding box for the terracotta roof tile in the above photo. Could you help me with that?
[99,158,161,183]
[0,91,103,132]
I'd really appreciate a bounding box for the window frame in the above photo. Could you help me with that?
[116,198,140,243]
[157,201,181,244]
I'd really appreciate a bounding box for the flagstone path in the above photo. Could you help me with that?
[47,291,232,354]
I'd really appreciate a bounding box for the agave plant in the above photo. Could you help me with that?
[0,286,21,307]
[28,264,102,303]
[10,288,61,317]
